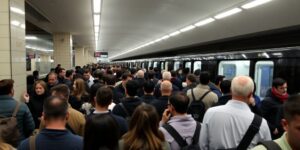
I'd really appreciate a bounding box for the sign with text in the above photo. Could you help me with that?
[94,52,108,58]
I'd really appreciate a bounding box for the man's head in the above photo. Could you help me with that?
[136,70,144,79]
[171,71,177,78]
[0,79,14,96]
[143,81,155,94]
[160,80,172,96]
[50,84,70,102]
[272,78,287,95]
[58,68,66,78]
[168,92,190,115]
[231,76,254,102]
[199,71,210,85]
[162,71,171,81]
[66,70,74,80]
[43,96,69,124]
[48,72,58,86]
[122,72,132,85]
[95,86,113,108]
[220,80,231,94]
[125,80,139,97]
[104,74,116,86]
[214,75,225,87]
[83,69,91,81]
[282,94,300,150]
[148,70,155,79]
[186,74,197,86]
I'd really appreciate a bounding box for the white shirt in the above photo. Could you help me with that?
[87,76,94,88]
[199,100,271,150]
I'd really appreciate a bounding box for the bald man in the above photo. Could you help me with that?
[151,80,173,119]
[199,76,271,150]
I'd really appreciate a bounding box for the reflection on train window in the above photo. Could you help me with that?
[153,62,158,68]
[174,61,180,71]
[148,61,152,69]
[193,61,202,72]
[255,61,274,98]
[161,62,164,70]
[218,60,250,80]
[185,62,191,69]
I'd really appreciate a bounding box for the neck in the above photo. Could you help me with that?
[144,93,153,95]
[232,95,247,103]
[95,105,109,112]
[161,93,171,96]
[172,112,186,116]
[45,121,66,130]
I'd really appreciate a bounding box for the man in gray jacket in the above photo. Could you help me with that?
[0,79,35,145]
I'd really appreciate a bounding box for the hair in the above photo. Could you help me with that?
[126,80,139,97]
[104,74,116,85]
[48,72,57,79]
[33,70,39,78]
[214,75,225,85]
[43,96,68,120]
[123,104,165,150]
[50,84,70,101]
[194,69,201,76]
[96,86,113,107]
[162,71,171,81]
[186,74,197,83]
[171,71,177,77]
[136,70,144,78]
[93,69,104,79]
[231,76,254,98]
[122,72,132,80]
[84,114,119,150]
[143,81,155,93]
[220,80,231,94]
[72,78,89,100]
[199,71,210,85]
[0,79,14,95]
[169,92,190,113]
[283,94,300,122]
[148,70,155,79]
[27,75,35,85]
[272,78,286,88]
[58,68,65,74]
[66,70,74,78]
[84,69,91,74]
[33,80,48,94]
[130,68,137,76]
[160,80,172,93]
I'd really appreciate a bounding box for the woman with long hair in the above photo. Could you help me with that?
[69,78,89,111]
[24,80,49,128]
[120,104,170,150]
[83,114,119,150]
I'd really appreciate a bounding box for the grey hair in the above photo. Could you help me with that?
[231,76,254,97]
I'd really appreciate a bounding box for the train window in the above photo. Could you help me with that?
[142,63,145,69]
[218,60,250,80]
[185,62,191,69]
[148,61,152,69]
[174,61,180,71]
[153,62,158,68]
[161,62,164,70]
[254,61,274,98]
[193,61,202,72]
[165,62,169,71]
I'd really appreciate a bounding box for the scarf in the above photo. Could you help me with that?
[271,87,288,102]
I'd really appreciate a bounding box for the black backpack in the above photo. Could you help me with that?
[163,122,201,150]
[187,89,210,122]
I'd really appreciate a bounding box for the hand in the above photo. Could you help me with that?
[161,109,171,124]
[23,92,30,103]
[273,128,279,135]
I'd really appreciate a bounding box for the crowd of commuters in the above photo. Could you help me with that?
[0,63,299,150]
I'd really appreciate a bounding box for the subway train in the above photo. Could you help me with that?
[111,46,300,98]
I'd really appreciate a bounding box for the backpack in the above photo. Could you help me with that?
[163,122,201,150]
[258,141,281,150]
[187,89,210,122]
[119,103,132,124]
[217,114,263,150]
[0,101,21,147]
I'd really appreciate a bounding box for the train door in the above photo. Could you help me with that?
[160,61,165,70]
[218,60,250,80]
[148,61,152,70]
[174,61,180,71]
[254,61,274,98]
[153,61,158,68]
[193,61,202,72]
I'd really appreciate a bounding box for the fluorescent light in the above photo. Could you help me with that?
[242,0,272,9]
[95,26,99,32]
[154,38,162,43]
[242,54,247,59]
[272,52,282,56]
[11,20,20,26]
[180,25,195,32]
[161,35,170,40]
[194,18,215,27]
[10,7,25,15]
[169,31,181,37]
[93,0,101,13]
[214,8,242,19]
[20,24,26,29]
[26,36,37,40]
[94,14,100,26]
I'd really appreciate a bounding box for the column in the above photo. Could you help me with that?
[53,33,73,69]
[0,0,26,100]
[84,47,90,65]
[75,47,85,67]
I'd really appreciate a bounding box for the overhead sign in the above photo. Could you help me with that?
[94,52,108,58]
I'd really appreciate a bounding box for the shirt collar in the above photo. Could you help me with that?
[226,99,251,112]
[93,110,110,114]
[167,114,194,124]
[196,84,210,90]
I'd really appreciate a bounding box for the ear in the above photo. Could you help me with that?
[65,112,70,120]
[41,112,45,121]
[281,118,289,131]
[94,96,97,103]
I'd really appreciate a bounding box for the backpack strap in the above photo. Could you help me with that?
[192,122,201,145]
[236,114,262,150]
[120,103,130,117]
[163,124,188,147]
[29,135,36,150]
[198,90,211,102]
[259,141,281,150]
[191,89,197,102]
[12,101,20,117]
